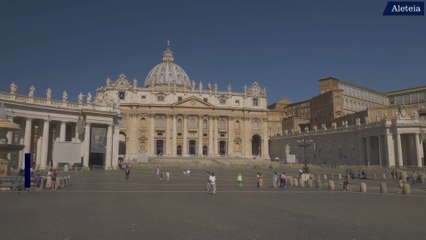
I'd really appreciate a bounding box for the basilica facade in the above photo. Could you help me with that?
[99,45,270,160]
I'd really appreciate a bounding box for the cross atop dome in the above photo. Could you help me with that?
[162,40,174,62]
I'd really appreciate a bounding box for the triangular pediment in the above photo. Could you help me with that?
[172,96,213,108]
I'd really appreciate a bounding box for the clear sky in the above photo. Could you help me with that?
[1,0,425,104]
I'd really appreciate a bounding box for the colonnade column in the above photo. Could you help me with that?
[172,115,177,156]
[213,116,218,156]
[365,137,371,166]
[227,117,233,156]
[414,133,424,167]
[385,129,396,167]
[150,115,155,156]
[208,116,213,155]
[183,115,188,156]
[59,122,66,142]
[74,123,79,141]
[40,120,50,169]
[83,123,91,168]
[105,125,112,169]
[6,117,14,160]
[395,133,403,167]
[378,135,383,167]
[166,115,171,155]
[36,136,42,168]
[21,118,32,169]
[112,125,119,169]
[198,116,203,156]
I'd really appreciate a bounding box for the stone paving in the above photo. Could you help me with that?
[0,166,425,240]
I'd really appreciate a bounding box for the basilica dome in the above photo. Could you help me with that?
[144,44,191,89]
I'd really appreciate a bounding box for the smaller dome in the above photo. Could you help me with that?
[144,42,191,89]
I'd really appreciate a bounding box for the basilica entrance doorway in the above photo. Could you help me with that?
[252,134,261,156]
[177,145,182,156]
[203,145,208,156]
[156,140,164,156]
[219,141,227,155]
[189,140,196,155]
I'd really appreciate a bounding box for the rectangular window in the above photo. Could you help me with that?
[235,100,240,106]
[203,98,208,102]
[141,95,146,100]
[158,96,164,101]
[220,99,226,104]
[252,98,259,106]
[178,97,183,101]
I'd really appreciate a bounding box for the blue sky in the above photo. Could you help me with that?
[1,0,425,104]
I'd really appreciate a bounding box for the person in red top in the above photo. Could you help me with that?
[257,173,264,189]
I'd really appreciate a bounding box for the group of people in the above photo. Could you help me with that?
[272,172,287,189]
[31,168,57,190]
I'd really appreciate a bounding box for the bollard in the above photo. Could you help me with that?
[287,177,292,186]
[360,182,367,192]
[380,182,387,194]
[307,179,313,188]
[315,179,322,188]
[382,173,386,180]
[324,174,328,180]
[328,180,335,190]
[402,183,411,195]
[338,174,342,180]
[420,175,425,184]
[294,178,299,187]
[299,178,305,187]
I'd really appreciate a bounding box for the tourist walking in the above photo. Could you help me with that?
[273,172,278,188]
[237,173,243,188]
[46,169,53,190]
[125,165,130,180]
[209,172,216,195]
[257,173,263,189]
[280,172,287,189]
[166,170,170,181]
[52,169,57,190]
[206,171,211,192]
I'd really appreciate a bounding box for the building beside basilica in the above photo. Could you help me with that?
[0,44,269,170]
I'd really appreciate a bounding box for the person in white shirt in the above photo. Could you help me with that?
[209,173,216,195]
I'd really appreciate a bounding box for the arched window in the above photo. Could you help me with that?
[218,118,226,130]
[252,119,260,131]
[203,119,208,129]
[177,118,182,129]
[188,116,197,130]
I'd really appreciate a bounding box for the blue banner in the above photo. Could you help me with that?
[25,153,31,189]
[383,1,424,15]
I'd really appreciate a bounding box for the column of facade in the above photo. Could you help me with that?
[198,116,203,156]
[262,118,269,159]
[183,115,188,156]
[213,116,218,156]
[59,121,66,142]
[227,117,233,156]
[150,114,155,156]
[21,118,32,169]
[172,115,177,156]
[385,129,396,167]
[166,115,171,155]
[105,125,113,169]
[395,133,403,167]
[128,114,137,156]
[243,117,248,158]
[83,123,91,168]
[208,116,213,155]
[40,120,50,169]
[74,123,79,142]
[112,125,120,169]
[413,133,424,167]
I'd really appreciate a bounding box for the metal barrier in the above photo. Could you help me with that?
[0,176,24,191]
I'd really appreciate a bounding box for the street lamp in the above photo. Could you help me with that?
[297,139,314,164]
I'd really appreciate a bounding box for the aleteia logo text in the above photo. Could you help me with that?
[383,1,424,15]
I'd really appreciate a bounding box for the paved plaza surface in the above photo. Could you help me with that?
[1,167,425,240]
